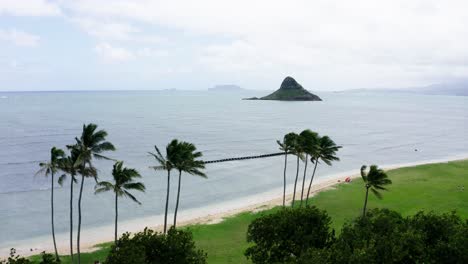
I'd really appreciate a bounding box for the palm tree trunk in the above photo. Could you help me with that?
[282,153,288,207]
[164,170,170,234]
[362,187,370,217]
[114,193,118,243]
[305,159,319,205]
[173,170,182,228]
[291,155,300,207]
[300,154,309,207]
[77,175,85,264]
[51,172,59,261]
[69,176,74,263]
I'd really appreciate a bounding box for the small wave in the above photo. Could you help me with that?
[0,96,7,99]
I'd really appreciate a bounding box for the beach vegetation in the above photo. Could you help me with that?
[172,141,206,228]
[289,133,304,207]
[298,130,319,206]
[149,140,178,234]
[277,132,298,206]
[56,148,81,263]
[245,206,333,264]
[36,147,65,262]
[296,209,468,264]
[360,165,392,216]
[305,135,341,205]
[68,123,115,264]
[95,161,146,243]
[105,227,207,264]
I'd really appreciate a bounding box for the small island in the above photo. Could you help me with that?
[244,76,322,101]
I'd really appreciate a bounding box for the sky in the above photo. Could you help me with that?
[0,0,467,91]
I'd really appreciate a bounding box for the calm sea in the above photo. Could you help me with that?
[0,90,467,248]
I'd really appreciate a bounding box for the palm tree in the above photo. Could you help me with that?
[290,133,304,207]
[71,123,115,264]
[173,141,206,228]
[277,132,297,207]
[95,161,145,242]
[36,147,65,262]
[305,135,341,205]
[149,140,179,234]
[57,149,80,263]
[299,130,319,206]
[360,165,392,216]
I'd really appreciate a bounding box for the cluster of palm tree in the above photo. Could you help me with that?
[37,124,145,263]
[37,127,207,263]
[149,139,206,234]
[277,129,342,207]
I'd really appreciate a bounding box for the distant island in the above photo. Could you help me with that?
[244,77,322,101]
[208,85,245,92]
[342,79,468,96]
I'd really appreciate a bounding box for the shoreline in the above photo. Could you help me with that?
[2,154,468,258]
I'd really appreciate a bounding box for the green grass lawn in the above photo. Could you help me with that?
[29,160,468,263]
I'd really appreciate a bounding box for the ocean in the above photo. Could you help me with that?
[0,90,467,250]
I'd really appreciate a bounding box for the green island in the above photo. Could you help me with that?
[244,76,322,101]
[28,159,468,264]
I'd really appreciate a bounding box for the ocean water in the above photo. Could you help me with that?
[0,90,467,249]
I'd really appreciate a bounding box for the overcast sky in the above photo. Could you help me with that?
[0,0,467,91]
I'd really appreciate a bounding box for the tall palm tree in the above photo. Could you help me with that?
[57,149,80,263]
[173,141,206,228]
[71,123,115,264]
[299,130,319,206]
[290,133,304,207]
[95,161,145,242]
[305,135,341,205]
[149,140,179,234]
[36,147,65,261]
[360,165,392,216]
[277,132,297,207]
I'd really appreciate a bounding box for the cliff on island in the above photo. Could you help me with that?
[244,77,322,101]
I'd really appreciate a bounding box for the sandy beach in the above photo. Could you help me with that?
[2,154,467,258]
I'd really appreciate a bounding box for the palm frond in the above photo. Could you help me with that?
[124,191,141,205]
[371,188,383,199]
[94,181,114,194]
[360,165,368,182]
[123,182,146,192]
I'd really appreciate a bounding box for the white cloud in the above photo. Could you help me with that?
[3,0,468,89]
[58,0,468,88]
[94,42,134,62]
[137,47,169,58]
[0,28,40,47]
[0,0,61,16]
[72,17,167,44]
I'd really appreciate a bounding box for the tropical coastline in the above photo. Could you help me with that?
[4,153,467,259]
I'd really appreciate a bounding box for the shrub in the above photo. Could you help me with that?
[296,209,468,264]
[244,206,333,264]
[38,252,60,264]
[105,227,207,264]
[0,249,30,264]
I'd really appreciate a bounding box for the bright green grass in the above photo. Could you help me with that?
[28,160,468,263]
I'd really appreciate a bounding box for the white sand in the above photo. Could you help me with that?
[2,154,467,258]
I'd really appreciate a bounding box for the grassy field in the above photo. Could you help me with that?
[29,160,468,263]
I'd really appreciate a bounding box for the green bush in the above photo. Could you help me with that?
[244,206,333,264]
[38,252,60,264]
[0,249,30,264]
[105,227,207,264]
[296,209,468,264]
